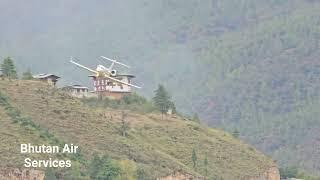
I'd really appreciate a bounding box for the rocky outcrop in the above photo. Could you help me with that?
[157,170,205,180]
[157,166,280,180]
[247,166,280,180]
[0,168,45,180]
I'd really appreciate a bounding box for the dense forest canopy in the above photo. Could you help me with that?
[0,0,319,175]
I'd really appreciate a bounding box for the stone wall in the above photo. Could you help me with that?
[157,170,205,180]
[0,168,45,180]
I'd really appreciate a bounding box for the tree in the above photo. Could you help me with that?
[45,168,58,180]
[89,154,121,180]
[137,166,146,180]
[22,69,33,80]
[89,154,102,178]
[232,129,240,138]
[120,111,129,137]
[192,148,197,170]
[153,84,174,118]
[118,159,137,180]
[169,101,177,114]
[280,167,299,178]
[1,57,17,79]
[204,153,208,176]
[192,113,200,123]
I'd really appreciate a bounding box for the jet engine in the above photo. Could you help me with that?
[111,70,117,76]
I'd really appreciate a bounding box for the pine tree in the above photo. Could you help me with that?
[192,113,200,123]
[120,111,129,137]
[89,154,121,179]
[192,148,197,170]
[153,84,175,118]
[232,129,240,138]
[22,69,33,80]
[1,57,17,79]
[204,153,208,176]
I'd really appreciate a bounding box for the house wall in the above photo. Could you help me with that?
[93,77,132,93]
[47,78,58,87]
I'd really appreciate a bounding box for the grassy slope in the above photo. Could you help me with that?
[0,80,275,179]
[0,106,54,167]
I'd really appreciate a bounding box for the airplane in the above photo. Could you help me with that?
[70,56,141,89]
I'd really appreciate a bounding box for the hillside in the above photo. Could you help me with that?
[0,80,277,179]
[0,0,319,176]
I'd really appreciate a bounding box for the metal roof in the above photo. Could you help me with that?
[33,73,60,79]
[70,85,89,89]
[62,85,89,89]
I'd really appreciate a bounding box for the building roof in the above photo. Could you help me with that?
[88,74,135,78]
[33,73,60,79]
[70,85,89,89]
[62,85,89,90]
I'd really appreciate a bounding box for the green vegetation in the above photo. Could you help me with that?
[1,57,17,79]
[232,129,240,138]
[22,69,33,80]
[280,167,320,180]
[82,85,177,117]
[204,153,208,176]
[89,154,121,180]
[191,113,200,124]
[0,80,275,179]
[82,93,156,114]
[119,111,129,137]
[153,84,176,116]
[191,148,197,170]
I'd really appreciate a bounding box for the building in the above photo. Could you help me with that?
[89,74,135,99]
[33,73,60,87]
[62,85,97,98]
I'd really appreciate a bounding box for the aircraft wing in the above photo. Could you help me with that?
[106,76,142,89]
[70,59,98,74]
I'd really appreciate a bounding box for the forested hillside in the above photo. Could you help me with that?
[0,0,319,175]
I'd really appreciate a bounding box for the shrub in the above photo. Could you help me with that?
[89,154,121,180]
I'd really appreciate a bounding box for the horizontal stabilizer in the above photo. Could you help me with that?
[100,56,131,68]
